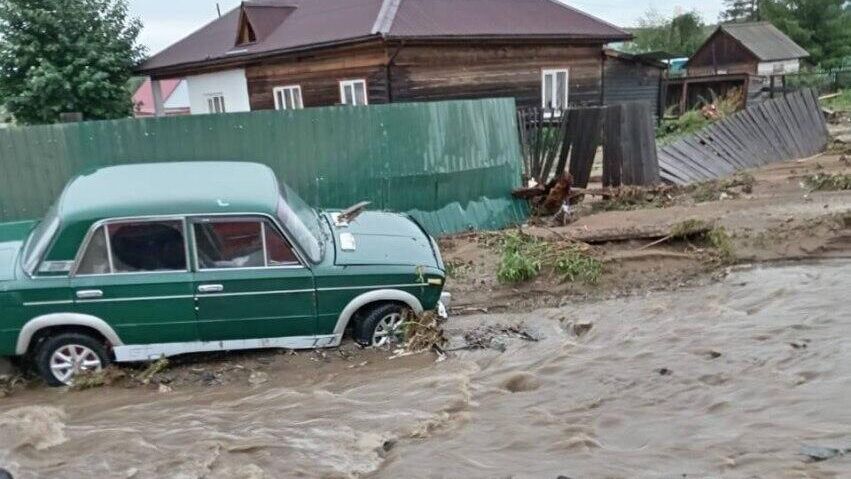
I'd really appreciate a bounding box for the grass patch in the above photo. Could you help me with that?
[660,221,735,264]
[707,226,735,264]
[821,90,851,112]
[496,231,602,284]
[670,219,710,239]
[803,173,851,191]
[497,232,547,283]
[657,89,743,145]
[657,110,711,145]
[554,248,603,284]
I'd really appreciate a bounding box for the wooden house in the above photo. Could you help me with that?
[135,0,630,115]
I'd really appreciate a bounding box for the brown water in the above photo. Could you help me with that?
[2,260,850,478]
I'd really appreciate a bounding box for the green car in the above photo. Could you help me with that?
[0,162,449,386]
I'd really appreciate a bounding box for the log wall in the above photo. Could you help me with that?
[245,41,606,110]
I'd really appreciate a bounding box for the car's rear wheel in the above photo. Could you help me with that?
[34,333,110,387]
[354,303,409,348]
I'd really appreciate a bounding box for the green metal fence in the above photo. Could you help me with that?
[0,98,528,235]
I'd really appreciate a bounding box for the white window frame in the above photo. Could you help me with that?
[205,94,227,114]
[273,85,304,110]
[541,68,569,111]
[339,79,368,106]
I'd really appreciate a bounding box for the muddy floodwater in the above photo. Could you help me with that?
[1,261,850,478]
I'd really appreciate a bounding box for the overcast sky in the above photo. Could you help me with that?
[129,0,726,55]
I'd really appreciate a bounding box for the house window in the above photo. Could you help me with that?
[339,79,368,106]
[541,69,569,110]
[274,85,304,110]
[206,94,227,114]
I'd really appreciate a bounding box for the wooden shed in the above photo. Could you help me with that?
[602,50,666,117]
[687,22,809,77]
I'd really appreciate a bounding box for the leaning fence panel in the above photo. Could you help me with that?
[657,89,829,185]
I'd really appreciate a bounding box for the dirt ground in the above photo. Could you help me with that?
[440,152,851,313]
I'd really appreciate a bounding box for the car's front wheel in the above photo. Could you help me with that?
[354,303,409,348]
[34,333,111,387]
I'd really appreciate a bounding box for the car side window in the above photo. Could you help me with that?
[265,222,299,266]
[193,218,300,269]
[110,221,187,273]
[76,226,110,275]
[75,220,188,275]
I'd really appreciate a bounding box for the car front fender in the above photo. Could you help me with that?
[333,289,425,336]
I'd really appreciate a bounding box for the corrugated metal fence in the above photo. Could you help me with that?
[0,98,527,235]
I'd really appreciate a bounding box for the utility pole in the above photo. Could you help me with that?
[216,3,222,17]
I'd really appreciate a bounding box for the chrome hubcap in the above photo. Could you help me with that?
[372,313,405,347]
[50,344,102,385]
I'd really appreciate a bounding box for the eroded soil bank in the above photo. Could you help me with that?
[441,153,851,313]
[1,260,850,478]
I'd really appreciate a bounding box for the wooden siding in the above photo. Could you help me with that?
[688,30,758,76]
[388,44,604,108]
[246,42,390,109]
[244,41,604,110]
[602,55,663,117]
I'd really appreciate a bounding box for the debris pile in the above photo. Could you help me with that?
[461,324,541,352]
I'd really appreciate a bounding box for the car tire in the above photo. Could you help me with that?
[34,333,111,387]
[354,303,409,348]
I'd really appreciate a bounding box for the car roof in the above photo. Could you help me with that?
[58,162,281,223]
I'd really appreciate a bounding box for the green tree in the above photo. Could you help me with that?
[0,0,144,125]
[760,0,851,68]
[626,9,709,57]
[720,0,763,22]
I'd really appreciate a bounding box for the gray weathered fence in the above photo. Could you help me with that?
[517,103,659,188]
[657,89,829,185]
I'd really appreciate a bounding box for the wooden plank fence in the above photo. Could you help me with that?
[517,102,659,188]
[657,89,829,185]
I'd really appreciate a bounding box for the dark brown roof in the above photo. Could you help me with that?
[386,0,628,39]
[139,0,630,74]
[719,22,809,61]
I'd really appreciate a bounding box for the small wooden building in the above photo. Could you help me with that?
[602,50,666,117]
[663,22,809,115]
[687,22,809,77]
[136,0,630,115]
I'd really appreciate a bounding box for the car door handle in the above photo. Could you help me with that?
[76,289,104,300]
[197,284,224,294]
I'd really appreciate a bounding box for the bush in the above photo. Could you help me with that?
[496,231,602,284]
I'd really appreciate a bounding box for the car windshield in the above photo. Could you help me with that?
[22,204,60,274]
[278,183,325,263]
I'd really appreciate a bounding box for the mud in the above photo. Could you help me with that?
[0,260,850,478]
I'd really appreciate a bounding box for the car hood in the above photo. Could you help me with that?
[0,221,36,282]
[327,212,440,268]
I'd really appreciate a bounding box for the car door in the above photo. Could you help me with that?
[190,216,316,342]
[70,218,198,346]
